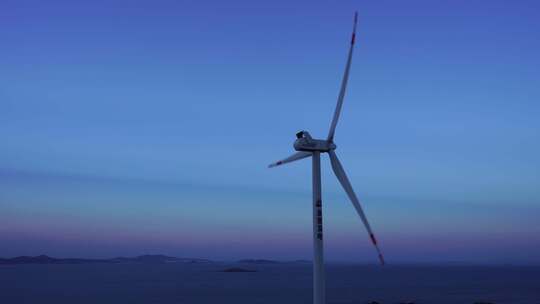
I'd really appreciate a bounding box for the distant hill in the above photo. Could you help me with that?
[0,254,213,265]
[0,255,311,265]
[0,255,107,265]
[237,259,311,264]
[109,255,212,264]
[237,259,280,264]
[221,267,257,272]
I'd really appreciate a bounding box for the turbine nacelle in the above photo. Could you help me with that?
[294,131,336,152]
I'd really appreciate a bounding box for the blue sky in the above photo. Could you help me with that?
[1,0,540,263]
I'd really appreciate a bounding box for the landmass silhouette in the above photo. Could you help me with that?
[0,255,310,265]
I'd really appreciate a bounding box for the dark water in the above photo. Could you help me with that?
[1,263,539,304]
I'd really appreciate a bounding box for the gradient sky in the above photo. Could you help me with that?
[1,0,540,264]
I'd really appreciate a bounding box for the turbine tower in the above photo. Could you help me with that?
[268,12,384,304]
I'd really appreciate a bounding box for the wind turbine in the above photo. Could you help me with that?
[268,12,384,304]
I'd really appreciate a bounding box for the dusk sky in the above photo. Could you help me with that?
[1,0,539,264]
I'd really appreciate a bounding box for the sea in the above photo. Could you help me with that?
[0,263,539,304]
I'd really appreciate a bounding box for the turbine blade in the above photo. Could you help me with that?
[328,150,385,265]
[268,151,312,168]
[327,11,358,142]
